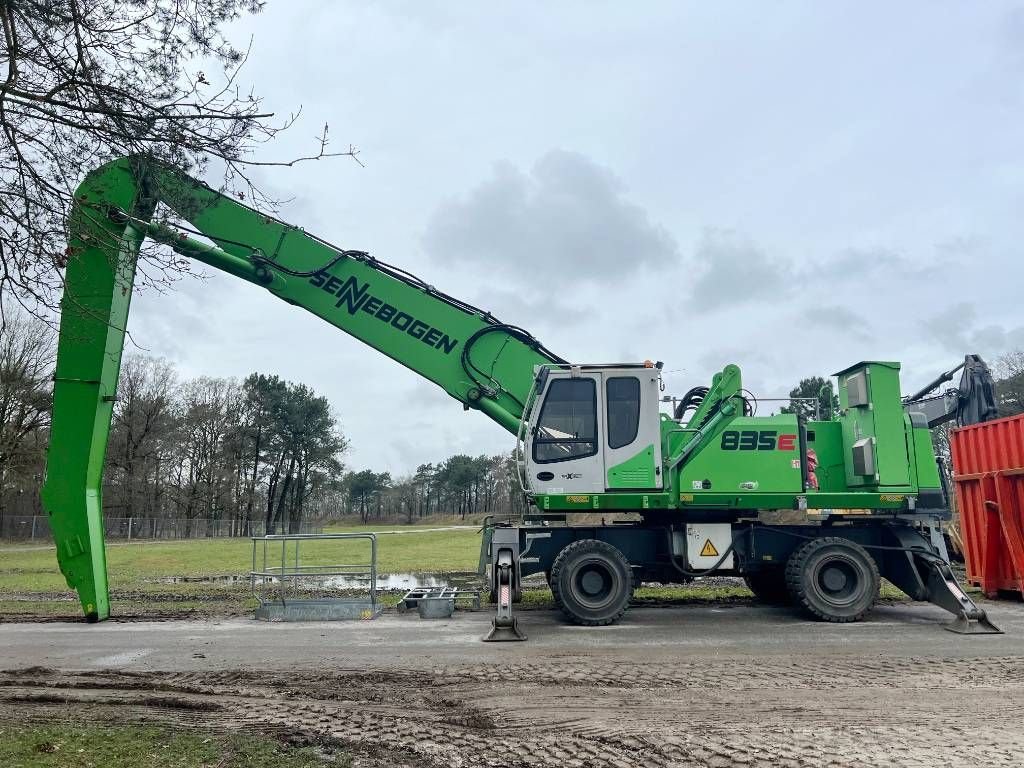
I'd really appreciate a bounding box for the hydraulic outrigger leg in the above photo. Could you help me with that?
[923,558,1001,635]
[483,527,526,642]
[883,528,1001,635]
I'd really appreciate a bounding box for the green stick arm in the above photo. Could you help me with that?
[41,157,562,621]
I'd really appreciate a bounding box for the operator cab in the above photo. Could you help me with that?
[524,363,664,495]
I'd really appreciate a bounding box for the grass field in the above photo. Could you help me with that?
[0,525,482,591]
[1,522,918,620]
[0,523,483,619]
[0,722,347,768]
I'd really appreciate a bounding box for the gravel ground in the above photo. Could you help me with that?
[2,600,1023,767]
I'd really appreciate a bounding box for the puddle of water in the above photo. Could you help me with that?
[153,575,246,584]
[324,571,481,590]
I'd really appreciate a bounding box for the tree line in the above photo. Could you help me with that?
[102,357,347,535]
[1,307,348,534]
[344,454,527,525]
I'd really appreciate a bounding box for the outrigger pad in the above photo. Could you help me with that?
[944,613,1002,635]
[483,617,527,642]
[925,558,1002,635]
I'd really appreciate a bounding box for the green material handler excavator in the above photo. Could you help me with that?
[41,157,998,638]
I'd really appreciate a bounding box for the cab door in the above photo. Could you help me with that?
[526,373,605,495]
[602,371,663,490]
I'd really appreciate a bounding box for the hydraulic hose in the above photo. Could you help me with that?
[461,324,568,410]
[755,524,946,560]
[673,386,708,421]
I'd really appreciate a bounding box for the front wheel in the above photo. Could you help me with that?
[550,539,634,626]
[785,537,879,622]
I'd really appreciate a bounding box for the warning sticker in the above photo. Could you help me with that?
[700,539,719,557]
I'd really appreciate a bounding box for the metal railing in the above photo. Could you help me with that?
[250,532,380,621]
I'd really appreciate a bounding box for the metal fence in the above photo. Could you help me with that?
[0,515,324,542]
[251,533,380,621]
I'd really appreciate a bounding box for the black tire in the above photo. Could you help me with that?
[550,539,634,626]
[785,537,879,622]
[743,568,792,604]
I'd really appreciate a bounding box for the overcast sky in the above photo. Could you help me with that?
[126,2,1024,476]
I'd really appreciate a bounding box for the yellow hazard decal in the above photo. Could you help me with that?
[880,494,905,503]
[700,539,719,557]
[566,495,590,503]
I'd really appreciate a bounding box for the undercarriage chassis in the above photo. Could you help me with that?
[482,514,1000,639]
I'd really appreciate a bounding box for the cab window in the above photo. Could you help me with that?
[533,378,597,463]
[606,376,640,449]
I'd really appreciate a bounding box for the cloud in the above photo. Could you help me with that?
[684,237,950,316]
[686,230,790,311]
[1000,6,1024,65]
[803,247,899,283]
[472,287,587,330]
[126,270,214,359]
[923,302,1024,356]
[798,304,873,341]
[697,345,773,373]
[402,379,457,411]
[422,150,678,283]
[800,245,946,286]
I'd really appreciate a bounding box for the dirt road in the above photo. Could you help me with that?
[4,602,1024,767]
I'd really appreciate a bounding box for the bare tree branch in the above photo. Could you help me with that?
[0,0,357,320]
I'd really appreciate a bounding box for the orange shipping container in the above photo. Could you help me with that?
[950,413,1024,597]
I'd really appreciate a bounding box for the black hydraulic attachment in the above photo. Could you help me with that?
[883,528,1001,635]
[483,526,526,642]
[903,354,999,428]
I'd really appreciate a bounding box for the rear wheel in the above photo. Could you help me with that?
[743,568,792,604]
[785,537,879,622]
[550,539,634,626]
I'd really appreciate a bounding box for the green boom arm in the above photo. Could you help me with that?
[41,157,563,621]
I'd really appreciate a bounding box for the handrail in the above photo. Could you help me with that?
[250,532,378,609]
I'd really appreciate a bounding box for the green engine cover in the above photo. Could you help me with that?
[678,415,804,497]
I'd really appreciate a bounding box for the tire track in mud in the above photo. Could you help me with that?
[40,653,1018,692]
[423,654,1024,690]
[2,658,1024,767]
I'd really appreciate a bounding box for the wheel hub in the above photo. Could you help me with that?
[580,570,605,595]
[572,561,615,607]
[816,558,859,603]
[822,565,848,592]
